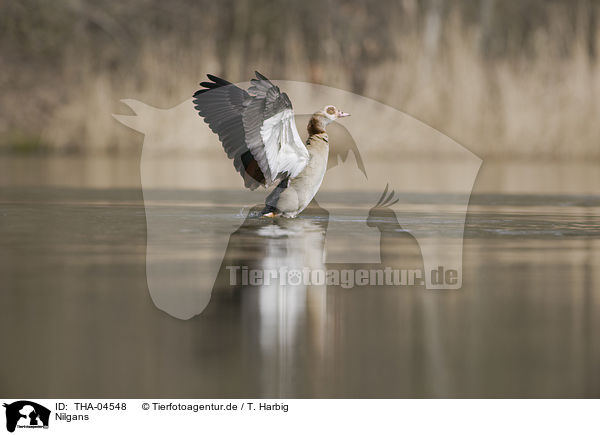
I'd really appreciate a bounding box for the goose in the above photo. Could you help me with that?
[193,71,349,218]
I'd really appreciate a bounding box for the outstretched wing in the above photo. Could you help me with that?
[193,71,309,189]
[193,74,263,189]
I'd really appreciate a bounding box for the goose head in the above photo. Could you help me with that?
[316,105,350,123]
[307,105,350,135]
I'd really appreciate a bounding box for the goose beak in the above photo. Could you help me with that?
[337,111,350,118]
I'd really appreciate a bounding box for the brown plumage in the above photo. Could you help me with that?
[307,117,326,136]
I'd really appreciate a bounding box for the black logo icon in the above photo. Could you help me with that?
[3,401,50,433]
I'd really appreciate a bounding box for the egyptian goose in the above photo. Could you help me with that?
[193,71,349,218]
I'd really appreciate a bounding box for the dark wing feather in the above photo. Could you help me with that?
[248,72,292,118]
[193,71,306,188]
[193,75,265,189]
[240,94,273,183]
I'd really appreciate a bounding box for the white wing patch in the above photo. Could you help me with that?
[260,109,309,182]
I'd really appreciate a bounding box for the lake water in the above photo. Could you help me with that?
[1,156,599,398]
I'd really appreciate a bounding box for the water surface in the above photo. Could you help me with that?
[1,183,599,398]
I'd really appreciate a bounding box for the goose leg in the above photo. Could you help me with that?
[262,212,280,218]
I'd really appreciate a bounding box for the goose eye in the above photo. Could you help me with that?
[326,106,336,115]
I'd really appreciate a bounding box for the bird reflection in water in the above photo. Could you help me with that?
[199,187,426,396]
[202,201,329,395]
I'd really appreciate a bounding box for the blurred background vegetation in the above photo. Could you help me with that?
[1,0,599,159]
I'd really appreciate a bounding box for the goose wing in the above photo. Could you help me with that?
[193,71,309,189]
